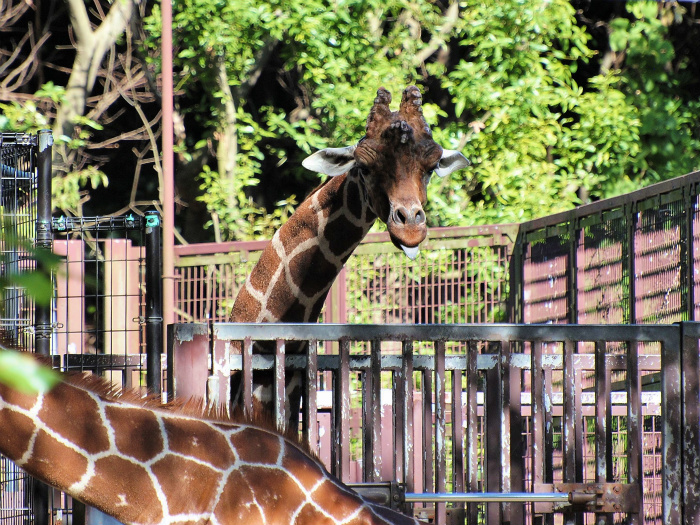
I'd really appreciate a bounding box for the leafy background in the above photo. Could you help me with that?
[0,0,698,241]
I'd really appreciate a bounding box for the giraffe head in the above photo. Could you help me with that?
[302,85,469,259]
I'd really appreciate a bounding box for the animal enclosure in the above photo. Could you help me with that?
[3,133,700,525]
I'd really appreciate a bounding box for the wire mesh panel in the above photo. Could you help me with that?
[521,228,570,324]
[578,212,629,324]
[634,199,686,324]
[0,133,38,525]
[0,133,37,350]
[173,225,516,326]
[52,215,151,389]
[514,171,700,325]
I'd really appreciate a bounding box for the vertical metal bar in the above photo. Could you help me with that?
[243,337,253,417]
[362,367,372,481]
[486,352,502,525]
[422,370,434,500]
[500,342,512,524]
[509,343,525,525]
[333,339,351,482]
[682,187,695,319]
[626,204,638,323]
[662,329,683,524]
[563,340,583,525]
[402,341,415,492]
[567,221,579,324]
[32,130,52,525]
[274,339,286,430]
[682,323,700,524]
[466,341,479,523]
[451,367,465,492]
[595,341,614,524]
[371,339,382,482]
[563,340,577,481]
[303,340,318,453]
[543,366,554,494]
[394,361,405,483]
[145,211,163,394]
[434,341,446,525]
[34,130,52,357]
[532,341,545,525]
[627,340,643,525]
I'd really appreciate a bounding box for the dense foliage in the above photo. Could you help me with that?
[1,0,699,241]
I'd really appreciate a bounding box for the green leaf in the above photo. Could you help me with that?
[0,350,60,394]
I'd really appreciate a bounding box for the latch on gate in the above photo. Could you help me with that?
[533,483,640,514]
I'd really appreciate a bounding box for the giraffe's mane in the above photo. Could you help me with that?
[59,363,317,456]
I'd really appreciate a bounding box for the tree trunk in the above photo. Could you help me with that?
[53,0,135,145]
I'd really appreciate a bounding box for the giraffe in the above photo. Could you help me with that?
[0,360,426,525]
[230,85,470,421]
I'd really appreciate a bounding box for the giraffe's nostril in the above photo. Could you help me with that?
[392,206,425,226]
[393,207,409,225]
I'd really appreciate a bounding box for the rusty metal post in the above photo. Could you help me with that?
[434,341,446,525]
[274,339,286,430]
[333,340,351,482]
[562,339,583,525]
[627,340,643,525]
[451,364,465,525]
[466,342,479,523]
[595,340,614,524]
[402,341,415,492]
[242,337,253,416]
[485,349,502,525]
[662,327,682,524]
[682,322,700,524]
[302,340,318,451]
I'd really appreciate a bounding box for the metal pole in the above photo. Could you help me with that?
[33,129,52,525]
[34,130,52,357]
[404,492,573,504]
[145,211,163,393]
[161,0,176,354]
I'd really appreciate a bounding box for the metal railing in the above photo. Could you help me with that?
[168,321,694,524]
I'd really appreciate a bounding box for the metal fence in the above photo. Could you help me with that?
[512,171,700,324]
[0,132,163,525]
[173,224,516,325]
[168,321,696,525]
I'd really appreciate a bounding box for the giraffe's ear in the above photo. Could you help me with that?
[434,149,471,178]
[302,146,356,176]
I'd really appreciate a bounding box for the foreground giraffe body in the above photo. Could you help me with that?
[230,86,470,414]
[0,369,425,525]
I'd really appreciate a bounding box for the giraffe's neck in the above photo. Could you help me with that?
[0,372,422,525]
[231,171,376,324]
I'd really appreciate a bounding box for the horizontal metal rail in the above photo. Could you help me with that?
[405,492,575,504]
[206,321,680,344]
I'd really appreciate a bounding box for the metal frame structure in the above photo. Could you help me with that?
[168,321,694,524]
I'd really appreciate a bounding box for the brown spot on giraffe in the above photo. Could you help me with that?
[106,405,163,461]
[151,454,223,515]
[0,405,36,460]
[38,382,110,455]
[21,429,88,488]
[162,416,237,468]
[229,86,470,425]
[90,455,164,523]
